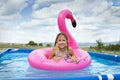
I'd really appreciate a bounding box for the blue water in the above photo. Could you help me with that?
[0,52,120,79]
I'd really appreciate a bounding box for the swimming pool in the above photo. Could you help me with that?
[0,48,120,80]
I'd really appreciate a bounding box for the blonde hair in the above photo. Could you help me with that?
[54,32,69,52]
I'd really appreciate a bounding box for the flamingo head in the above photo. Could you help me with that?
[72,20,76,28]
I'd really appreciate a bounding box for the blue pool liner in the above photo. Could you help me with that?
[0,48,120,80]
[88,51,120,62]
[8,74,120,80]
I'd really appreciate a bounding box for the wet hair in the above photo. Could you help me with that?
[54,32,69,52]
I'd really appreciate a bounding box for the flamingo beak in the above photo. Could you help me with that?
[72,20,76,28]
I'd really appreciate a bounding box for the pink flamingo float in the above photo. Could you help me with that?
[28,9,91,71]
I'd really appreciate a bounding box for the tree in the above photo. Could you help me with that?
[45,43,51,47]
[96,39,104,52]
[27,41,37,46]
[39,43,43,47]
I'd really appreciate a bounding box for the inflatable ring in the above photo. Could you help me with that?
[28,9,91,71]
[28,48,91,71]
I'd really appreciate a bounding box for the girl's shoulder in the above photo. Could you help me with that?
[51,46,58,52]
[68,47,74,55]
[68,47,74,52]
[68,46,73,50]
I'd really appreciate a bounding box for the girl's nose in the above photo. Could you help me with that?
[59,42,63,44]
[61,41,64,43]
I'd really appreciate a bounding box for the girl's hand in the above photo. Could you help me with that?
[70,56,77,64]
[53,57,60,62]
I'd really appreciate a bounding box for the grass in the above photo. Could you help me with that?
[0,43,42,53]
[0,43,120,55]
[81,47,120,55]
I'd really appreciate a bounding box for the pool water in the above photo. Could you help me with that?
[0,52,120,80]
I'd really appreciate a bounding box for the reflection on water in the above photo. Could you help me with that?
[26,66,92,78]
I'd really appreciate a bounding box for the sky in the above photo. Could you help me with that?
[0,0,120,43]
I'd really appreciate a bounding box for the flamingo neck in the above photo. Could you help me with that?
[58,10,78,49]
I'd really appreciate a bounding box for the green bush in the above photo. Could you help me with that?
[45,44,51,47]
[27,41,37,46]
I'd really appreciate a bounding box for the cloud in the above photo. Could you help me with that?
[0,0,120,43]
[0,0,28,20]
[32,0,74,10]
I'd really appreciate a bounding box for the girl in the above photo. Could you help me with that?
[48,32,77,63]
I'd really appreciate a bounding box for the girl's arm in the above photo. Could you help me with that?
[48,48,55,59]
[69,47,77,62]
[69,47,75,56]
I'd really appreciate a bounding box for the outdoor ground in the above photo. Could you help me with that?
[0,43,119,55]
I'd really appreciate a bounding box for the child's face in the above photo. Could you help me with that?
[57,35,67,49]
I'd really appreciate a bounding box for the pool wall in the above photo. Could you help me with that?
[9,74,120,80]
[0,48,33,57]
[88,51,120,62]
[0,48,120,80]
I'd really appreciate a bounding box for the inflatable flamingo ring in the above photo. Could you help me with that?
[28,9,91,71]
